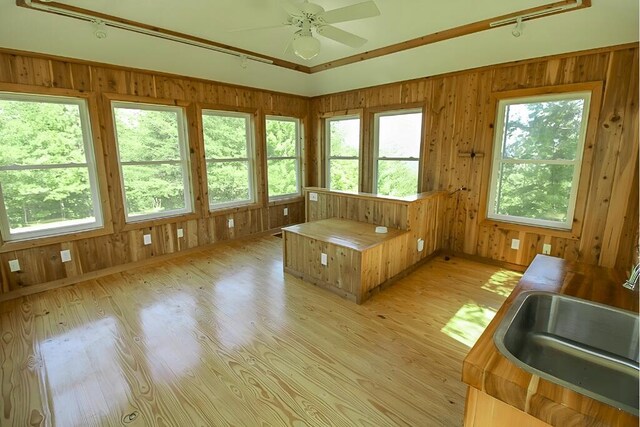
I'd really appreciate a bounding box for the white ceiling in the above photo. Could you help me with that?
[0,0,638,96]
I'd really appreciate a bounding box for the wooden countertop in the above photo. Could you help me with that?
[282,218,406,251]
[463,254,639,426]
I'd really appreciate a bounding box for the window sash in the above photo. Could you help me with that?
[326,115,361,191]
[0,92,103,241]
[112,102,193,222]
[202,110,256,209]
[487,91,591,230]
[266,116,301,199]
[373,109,423,194]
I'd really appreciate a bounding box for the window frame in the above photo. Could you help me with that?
[486,91,592,230]
[111,101,194,223]
[325,114,361,192]
[372,108,423,196]
[0,91,105,242]
[265,115,302,201]
[201,109,257,210]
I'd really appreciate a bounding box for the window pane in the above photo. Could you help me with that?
[268,159,298,197]
[329,118,360,157]
[494,163,574,223]
[0,168,95,234]
[114,107,182,162]
[378,113,422,158]
[0,99,86,165]
[502,98,586,161]
[202,114,248,159]
[207,161,251,206]
[376,160,419,197]
[329,159,359,193]
[266,119,297,157]
[121,164,186,217]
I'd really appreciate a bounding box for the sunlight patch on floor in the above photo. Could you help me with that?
[441,303,498,347]
[480,270,521,297]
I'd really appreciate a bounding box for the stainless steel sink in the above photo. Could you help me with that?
[494,291,639,415]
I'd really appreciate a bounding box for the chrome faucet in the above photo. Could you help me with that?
[623,264,639,290]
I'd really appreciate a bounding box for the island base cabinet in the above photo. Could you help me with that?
[464,387,551,427]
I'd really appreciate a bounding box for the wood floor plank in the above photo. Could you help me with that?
[0,235,520,426]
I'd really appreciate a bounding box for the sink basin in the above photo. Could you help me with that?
[494,291,639,415]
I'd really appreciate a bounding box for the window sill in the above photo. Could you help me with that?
[0,224,114,253]
[209,202,262,216]
[121,212,199,232]
[480,219,580,240]
[268,196,304,206]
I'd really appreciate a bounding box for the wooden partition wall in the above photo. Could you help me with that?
[0,49,308,299]
[309,44,639,272]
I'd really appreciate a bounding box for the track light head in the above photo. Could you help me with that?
[93,20,107,39]
[512,17,523,38]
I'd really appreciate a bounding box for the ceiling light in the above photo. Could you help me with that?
[292,35,320,60]
[512,17,523,38]
[93,20,107,39]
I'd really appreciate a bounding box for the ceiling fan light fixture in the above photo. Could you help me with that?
[292,35,320,60]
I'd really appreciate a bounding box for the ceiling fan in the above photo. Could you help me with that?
[235,0,381,60]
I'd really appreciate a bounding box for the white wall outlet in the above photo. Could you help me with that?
[417,238,425,252]
[511,239,520,250]
[8,259,20,272]
[143,234,152,245]
[309,192,318,202]
[177,228,184,238]
[60,250,72,263]
[228,218,234,228]
[320,252,328,266]
[283,207,288,216]
[543,243,552,255]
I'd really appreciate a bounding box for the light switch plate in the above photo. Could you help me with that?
[283,207,288,216]
[60,250,71,263]
[143,234,152,245]
[542,243,552,255]
[8,259,20,272]
[511,239,520,250]
[320,253,328,266]
[309,192,318,202]
[177,228,184,238]
[228,218,234,228]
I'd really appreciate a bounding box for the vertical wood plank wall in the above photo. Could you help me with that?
[0,49,307,296]
[309,46,639,271]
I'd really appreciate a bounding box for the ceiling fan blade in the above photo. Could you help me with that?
[316,25,367,48]
[319,1,380,25]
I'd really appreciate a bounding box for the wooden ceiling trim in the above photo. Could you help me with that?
[309,0,591,73]
[16,0,593,75]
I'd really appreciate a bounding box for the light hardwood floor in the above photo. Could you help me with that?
[0,235,521,427]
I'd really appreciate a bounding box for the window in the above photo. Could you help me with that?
[112,102,192,222]
[202,110,255,209]
[487,91,591,229]
[0,92,103,241]
[373,109,422,197]
[326,115,360,192]
[266,116,301,199]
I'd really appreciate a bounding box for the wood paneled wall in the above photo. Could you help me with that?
[309,45,639,271]
[0,49,308,298]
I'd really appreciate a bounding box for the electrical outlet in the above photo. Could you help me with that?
[283,207,288,216]
[143,234,152,245]
[542,243,552,255]
[8,259,20,272]
[60,250,71,263]
[511,239,520,250]
[177,228,184,238]
[320,253,328,266]
[417,238,425,252]
[309,192,318,202]
[228,218,234,228]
